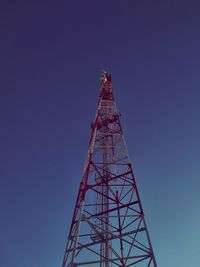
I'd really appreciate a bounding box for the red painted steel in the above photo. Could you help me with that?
[61,71,157,267]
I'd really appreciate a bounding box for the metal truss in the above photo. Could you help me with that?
[61,71,157,267]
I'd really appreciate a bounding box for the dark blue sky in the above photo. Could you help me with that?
[0,1,200,266]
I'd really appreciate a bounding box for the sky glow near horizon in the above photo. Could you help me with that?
[0,1,200,267]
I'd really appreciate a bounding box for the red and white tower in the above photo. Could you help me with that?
[61,71,157,267]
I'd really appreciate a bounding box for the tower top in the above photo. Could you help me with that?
[99,70,113,100]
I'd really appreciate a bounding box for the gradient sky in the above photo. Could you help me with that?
[0,1,200,267]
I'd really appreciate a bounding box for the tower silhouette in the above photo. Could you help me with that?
[61,71,157,267]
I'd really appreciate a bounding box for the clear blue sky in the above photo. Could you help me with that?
[0,1,200,267]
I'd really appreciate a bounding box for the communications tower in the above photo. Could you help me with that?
[61,71,157,267]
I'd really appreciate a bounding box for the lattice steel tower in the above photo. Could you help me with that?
[61,71,157,267]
